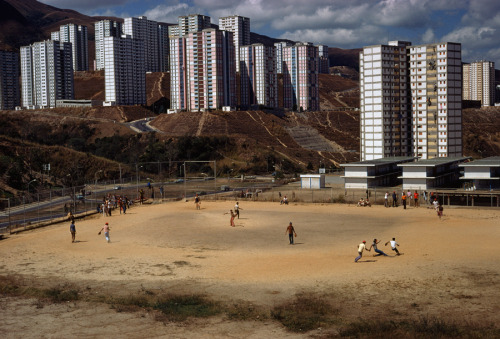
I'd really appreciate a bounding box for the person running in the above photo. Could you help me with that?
[285,222,297,244]
[70,222,76,243]
[355,240,370,262]
[368,238,388,256]
[98,222,111,243]
[385,238,400,255]
[194,194,201,210]
[234,202,241,219]
[437,204,444,220]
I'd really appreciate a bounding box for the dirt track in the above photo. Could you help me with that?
[1,200,499,338]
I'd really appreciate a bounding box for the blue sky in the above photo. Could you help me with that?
[39,0,500,66]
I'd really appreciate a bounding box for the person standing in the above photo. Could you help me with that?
[385,238,400,255]
[384,192,389,208]
[437,204,444,220]
[355,240,370,262]
[194,194,201,210]
[285,222,297,245]
[414,191,419,207]
[392,191,397,207]
[70,222,76,243]
[98,222,111,243]
[234,202,241,219]
[401,192,407,209]
[368,238,388,256]
[224,210,236,227]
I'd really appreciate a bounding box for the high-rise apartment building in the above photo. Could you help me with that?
[170,28,235,111]
[0,50,20,110]
[124,16,159,72]
[94,20,122,71]
[316,44,329,74]
[104,35,146,105]
[359,41,462,161]
[239,44,277,108]
[21,40,74,108]
[463,61,495,107]
[359,41,411,160]
[158,23,170,72]
[283,42,320,111]
[409,42,462,159]
[219,15,250,72]
[274,41,292,74]
[52,24,88,71]
[178,14,211,36]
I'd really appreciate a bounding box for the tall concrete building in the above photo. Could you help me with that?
[219,15,250,72]
[463,61,495,107]
[359,41,411,161]
[274,41,292,74]
[104,35,146,105]
[359,41,462,161]
[0,50,20,110]
[170,28,235,111]
[239,44,277,108]
[94,20,122,71]
[283,42,320,111]
[158,23,170,72]
[52,24,88,71]
[20,40,74,108]
[409,42,462,159]
[316,44,329,74]
[123,16,160,72]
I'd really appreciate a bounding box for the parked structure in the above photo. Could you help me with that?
[21,40,74,108]
[219,15,250,73]
[239,44,277,108]
[463,61,496,107]
[51,24,88,71]
[0,50,20,110]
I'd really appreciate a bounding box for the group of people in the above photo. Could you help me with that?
[357,198,372,207]
[98,194,131,216]
[224,202,242,227]
[355,237,401,262]
[384,190,420,208]
[68,221,111,244]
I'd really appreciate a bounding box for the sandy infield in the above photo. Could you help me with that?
[1,200,499,337]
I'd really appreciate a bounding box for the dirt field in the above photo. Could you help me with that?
[0,200,499,338]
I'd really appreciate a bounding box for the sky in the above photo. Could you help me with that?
[39,0,500,67]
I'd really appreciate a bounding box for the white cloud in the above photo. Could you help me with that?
[142,3,191,23]
[421,28,436,43]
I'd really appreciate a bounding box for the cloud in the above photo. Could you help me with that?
[142,3,191,23]
[421,28,436,43]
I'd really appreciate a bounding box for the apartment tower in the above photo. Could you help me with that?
[124,16,160,72]
[104,35,146,105]
[219,15,250,72]
[239,44,277,108]
[274,41,292,74]
[52,24,88,71]
[20,40,74,108]
[359,41,411,161]
[316,44,329,74]
[94,20,122,71]
[0,50,20,110]
[463,61,495,107]
[282,42,320,111]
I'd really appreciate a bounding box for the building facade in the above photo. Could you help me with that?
[239,44,277,108]
[94,20,122,71]
[170,28,235,111]
[124,16,159,72]
[282,42,319,111]
[158,23,170,72]
[20,40,74,108]
[274,41,292,74]
[316,44,329,74]
[169,14,212,37]
[219,15,250,73]
[104,35,146,105]
[463,61,495,107]
[0,50,20,110]
[409,42,462,159]
[52,24,88,71]
[359,41,411,161]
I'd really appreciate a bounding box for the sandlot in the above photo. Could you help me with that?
[0,200,499,338]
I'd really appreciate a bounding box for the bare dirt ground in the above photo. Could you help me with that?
[0,200,499,338]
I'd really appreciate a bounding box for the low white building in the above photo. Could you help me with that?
[398,157,470,190]
[341,157,414,189]
[459,156,500,190]
[300,174,325,189]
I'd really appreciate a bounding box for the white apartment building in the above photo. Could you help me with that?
[0,50,20,110]
[52,24,88,71]
[124,16,159,72]
[316,44,329,74]
[239,44,277,108]
[359,41,411,161]
[274,41,292,74]
[283,42,320,111]
[170,28,235,111]
[169,14,212,38]
[463,61,495,106]
[409,42,462,159]
[94,20,122,71]
[20,40,74,108]
[104,35,146,105]
[219,15,250,72]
